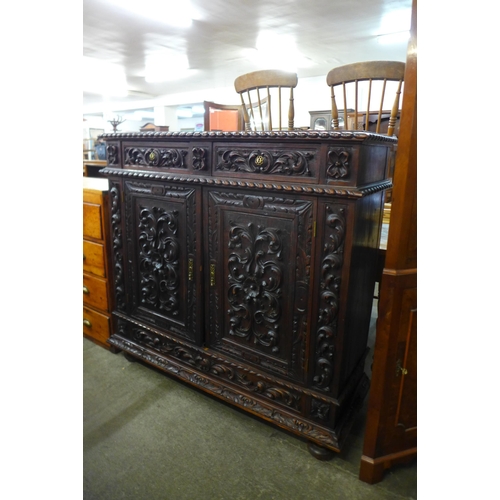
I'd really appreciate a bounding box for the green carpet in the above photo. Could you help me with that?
[83,319,416,500]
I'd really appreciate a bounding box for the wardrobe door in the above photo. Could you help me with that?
[123,180,203,345]
[205,189,316,383]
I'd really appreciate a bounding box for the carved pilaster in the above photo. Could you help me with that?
[313,204,346,391]
[110,183,125,310]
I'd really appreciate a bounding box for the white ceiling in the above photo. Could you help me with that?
[83,0,412,115]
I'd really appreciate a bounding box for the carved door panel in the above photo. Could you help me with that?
[205,189,315,383]
[123,180,203,345]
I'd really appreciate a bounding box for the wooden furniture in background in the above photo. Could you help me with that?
[309,109,352,131]
[83,159,107,177]
[327,60,405,136]
[100,128,394,456]
[234,69,298,131]
[359,0,417,484]
[203,101,244,131]
[83,177,117,352]
[140,123,170,133]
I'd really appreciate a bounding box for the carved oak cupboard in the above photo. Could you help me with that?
[100,130,395,454]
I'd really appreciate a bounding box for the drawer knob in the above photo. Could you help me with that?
[83,286,89,294]
[83,319,92,328]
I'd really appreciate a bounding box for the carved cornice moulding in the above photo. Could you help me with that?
[101,167,391,198]
[100,130,398,144]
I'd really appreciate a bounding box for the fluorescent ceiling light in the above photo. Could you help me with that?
[377,8,411,44]
[108,0,194,28]
[245,32,316,72]
[379,8,411,33]
[83,57,128,96]
[145,50,191,82]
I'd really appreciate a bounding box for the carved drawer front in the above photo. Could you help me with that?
[214,142,320,183]
[83,273,109,311]
[83,306,111,344]
[83,240,106,278]
[122,142,210,173]
[206,189,315,383]
[83,202,103,240]
[123,181,203,345]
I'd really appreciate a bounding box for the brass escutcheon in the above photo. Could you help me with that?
[255,155,264,166]
[210,263,216,287]
[188,258,194,281]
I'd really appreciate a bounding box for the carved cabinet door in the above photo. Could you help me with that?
[122,180,203,345]
[205,189,316,383]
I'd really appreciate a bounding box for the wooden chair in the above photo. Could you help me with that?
[234,70,298,131]
[203,101,244,131]
[326,61,405,136]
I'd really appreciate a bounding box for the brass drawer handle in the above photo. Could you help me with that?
[83,319,92,328]
[83,286,89,294]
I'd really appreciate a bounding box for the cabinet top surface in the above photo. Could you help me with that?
[99,130,397,144]
[83,176,109,192]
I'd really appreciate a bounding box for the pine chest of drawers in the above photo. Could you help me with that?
[83,177,116,351]
[100,130,395,455]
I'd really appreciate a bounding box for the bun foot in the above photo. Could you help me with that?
[307,441,335,461]
[124,352,137,363]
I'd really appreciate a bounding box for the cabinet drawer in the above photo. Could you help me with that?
[83,306,111,344]
[83,202,103,240]
[83,273,109,311]
[83,239,106,277]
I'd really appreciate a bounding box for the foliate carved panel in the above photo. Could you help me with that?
[215,147,315,177]
[207,190,314,382]
[311,398,331,422]
[106,143,120,165]
[227,222,283,352]
[326,148,351,179]
[124,146,188,169]
[110,182,125,310]
[192,147,208,170]
[124,181,200,343]
[313,204,346,392]
[137,205,180,315]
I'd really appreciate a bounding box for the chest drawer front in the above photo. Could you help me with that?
[83,240,106,277]
[214,142,320,183]
[83,202,103,240]
[83,273,109,310]
[83,306,111,344]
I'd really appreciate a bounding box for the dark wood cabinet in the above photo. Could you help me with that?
[100,129,394,454]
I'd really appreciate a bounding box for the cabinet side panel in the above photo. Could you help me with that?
[340,191,384,390]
